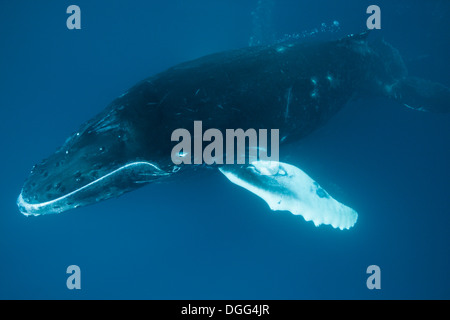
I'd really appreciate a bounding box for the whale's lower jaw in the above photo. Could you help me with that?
[17,162,169,216]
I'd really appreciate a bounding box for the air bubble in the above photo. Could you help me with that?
[277,20,342,43]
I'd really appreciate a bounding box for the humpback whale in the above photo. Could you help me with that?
[17,32,450,230]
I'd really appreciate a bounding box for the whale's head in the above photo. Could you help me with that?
[17,99,172,216]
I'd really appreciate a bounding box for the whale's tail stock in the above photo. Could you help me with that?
[370,37,450,113]
[389,76,450,113]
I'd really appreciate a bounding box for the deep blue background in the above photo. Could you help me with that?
[0,0,449,299]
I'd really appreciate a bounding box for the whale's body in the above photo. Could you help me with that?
[17,33,449,229]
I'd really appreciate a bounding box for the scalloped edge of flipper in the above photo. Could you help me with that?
[219,161,358,230]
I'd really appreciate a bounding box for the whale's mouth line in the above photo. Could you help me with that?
[17,161,167,216]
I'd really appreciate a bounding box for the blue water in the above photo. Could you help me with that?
[0,0,449,299]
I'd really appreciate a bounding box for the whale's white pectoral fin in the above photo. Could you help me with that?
[219,161,358,230]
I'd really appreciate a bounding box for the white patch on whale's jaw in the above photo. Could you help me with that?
[220,161,358,230]
[17,162,169,216]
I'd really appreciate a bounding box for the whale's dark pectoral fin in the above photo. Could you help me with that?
[391,77,450,113]
[219,161,358,230]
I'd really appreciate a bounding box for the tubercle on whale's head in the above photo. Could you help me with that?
[17,103,170,216]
